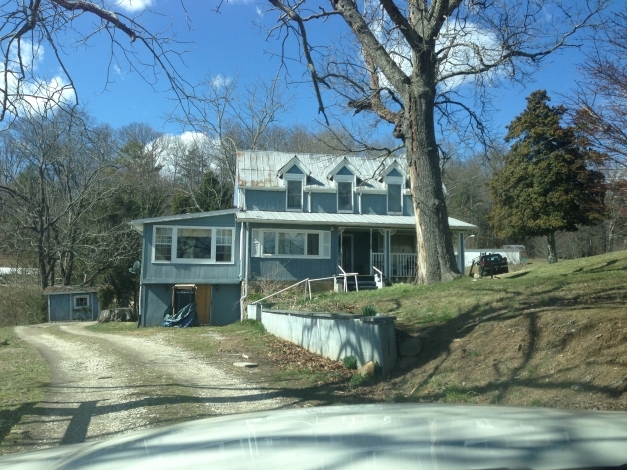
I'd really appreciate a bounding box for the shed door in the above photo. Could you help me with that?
[195,284,211,325]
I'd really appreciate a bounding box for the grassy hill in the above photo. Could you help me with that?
[269,251,627,410]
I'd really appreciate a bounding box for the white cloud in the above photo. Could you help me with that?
[2,40,76,118]
[9,40,44,71]
[211,74,232,89]
[256,6,264,18]
[112,0,153,13]
[436,20,502,90]
[365,3,502,92]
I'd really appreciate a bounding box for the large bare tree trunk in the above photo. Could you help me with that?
[404,57,460,284]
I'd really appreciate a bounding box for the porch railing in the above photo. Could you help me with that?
[370,252,417,278]
[371,253,384,275]
[392,253,417,278]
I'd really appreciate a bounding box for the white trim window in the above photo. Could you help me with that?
[337,181,353,212]
[386,176,404,214]
[284,172,306,211]
[152,226,235,264]
[155,227,173,261]
[254,229,331,259]
[74,295,89,309]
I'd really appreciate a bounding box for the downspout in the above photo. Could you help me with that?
[239,222,250,320]
[359,192,363,214]
[308,190,312,213]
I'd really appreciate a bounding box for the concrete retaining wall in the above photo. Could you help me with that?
[258,308,397,375]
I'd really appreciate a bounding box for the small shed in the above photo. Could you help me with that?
[43,286,101,322]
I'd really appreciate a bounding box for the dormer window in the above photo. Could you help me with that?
[277,157,309,212]
[337,181,353,212]
[387,182,402,213]
[286,179,303,210]
[379,161,405,215]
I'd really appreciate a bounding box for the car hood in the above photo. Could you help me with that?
[1,404,627,470]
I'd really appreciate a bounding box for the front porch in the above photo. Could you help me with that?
[339,228,469,283]
[338,228,417,283]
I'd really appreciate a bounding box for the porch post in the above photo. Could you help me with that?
[385,230,390,282]
[369,229,373,275]
[338,227,345,271]
[457,232,465,274]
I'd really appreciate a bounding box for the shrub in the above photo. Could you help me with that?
[98,286,115,310]
[342,355,358,370]
[361,305,377,317]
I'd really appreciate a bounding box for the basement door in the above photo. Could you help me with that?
[195,284,211,325]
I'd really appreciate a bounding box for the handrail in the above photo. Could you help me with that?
[337,265,359,292]
[373,266,382,277]
[252,278,309,304]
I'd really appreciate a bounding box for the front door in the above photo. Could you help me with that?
[195,284,211,325]
[340,234,354,273]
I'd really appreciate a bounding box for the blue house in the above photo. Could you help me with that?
[130,151,476,327]
[43,286,101,322]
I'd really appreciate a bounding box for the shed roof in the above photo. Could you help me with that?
[237,151,405,190]
[43,286,100,296]
[236,210,476,231]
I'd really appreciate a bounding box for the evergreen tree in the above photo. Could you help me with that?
[488,91,606,263]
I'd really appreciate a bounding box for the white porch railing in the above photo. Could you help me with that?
[370,253,417,278]
[372,253,384,275]
[392,253,417,278]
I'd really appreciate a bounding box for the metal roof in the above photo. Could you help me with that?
[236,210,476,231]
[237,151,406,190]
[43,286,101,296]
[129,208,239,232]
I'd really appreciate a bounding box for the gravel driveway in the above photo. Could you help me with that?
[10,322,292,454]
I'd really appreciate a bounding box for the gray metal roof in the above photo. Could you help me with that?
[129,208,239,232]
[236,210,476,231]
[237,151,406,190]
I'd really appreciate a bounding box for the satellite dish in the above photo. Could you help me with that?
[129,261,141,275]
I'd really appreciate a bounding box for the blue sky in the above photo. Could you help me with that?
[31,0,604,144]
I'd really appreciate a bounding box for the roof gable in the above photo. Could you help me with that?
[276,156,310,179]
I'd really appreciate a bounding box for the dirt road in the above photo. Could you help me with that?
[9,322,292,454]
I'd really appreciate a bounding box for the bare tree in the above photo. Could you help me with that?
[572,7,627,169]
[0,1,191,124]
[0,0,606,284]
[263,0,605,283]
[0,108,116,288]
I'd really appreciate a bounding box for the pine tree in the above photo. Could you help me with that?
[488,91,606,263]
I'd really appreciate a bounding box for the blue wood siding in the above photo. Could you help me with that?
[141,283,241,327]
[142,284,172,327]
[211,284,241,326]
[48,292,99,322]
[48,295,70,322]
[246,189,286,211]
[142,213,241,284]
[404,194,414,216]
[361,194,387,214]
[248,222,339,281]
[310,192,336,213]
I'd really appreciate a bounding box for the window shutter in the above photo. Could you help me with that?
[322,231,331,258]
[252,229,260,257]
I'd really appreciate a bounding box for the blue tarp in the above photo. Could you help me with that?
[162,302,199,328]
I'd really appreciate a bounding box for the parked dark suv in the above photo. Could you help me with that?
[479,253,509,276]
